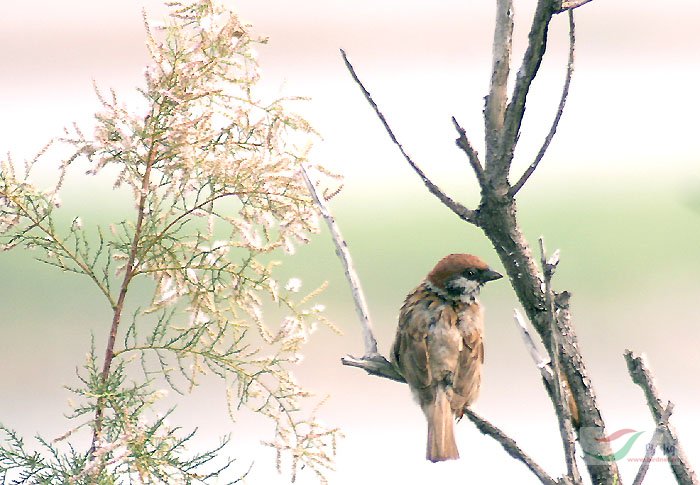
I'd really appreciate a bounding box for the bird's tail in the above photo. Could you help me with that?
[425,387,459,462]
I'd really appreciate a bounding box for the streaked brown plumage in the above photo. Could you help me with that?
[391,254,502,462]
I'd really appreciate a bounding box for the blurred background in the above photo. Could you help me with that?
[1,0,699,483]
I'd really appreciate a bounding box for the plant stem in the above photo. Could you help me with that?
[90,138,157,455]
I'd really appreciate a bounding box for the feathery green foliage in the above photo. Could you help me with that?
[0,1,340,482]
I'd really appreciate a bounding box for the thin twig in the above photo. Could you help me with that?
[539,238,581,484]
[513,309,553,382]
[339,49,478,224]
[632,402,674,485]
[300,163,378,356]
[624,350,699,485]
[556,0,593,13]
[510,10,576,197]
[463,409,558,485]
[451,116,486,187]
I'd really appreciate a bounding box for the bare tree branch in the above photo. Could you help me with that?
[514,309,553,382]
[510,10,575,197]
[539,238,581,484]
[451,116,486,188]
[463,409,559,485]
[633,402,674,485]
[624,350,699,485]
[300,164,378,356]
[339,49,478,224]
[501,0,556,175]
[339,354,405,382]
[484,0,513,185]
[556,0,593,13]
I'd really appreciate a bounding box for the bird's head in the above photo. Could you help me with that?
[426,253,503,303]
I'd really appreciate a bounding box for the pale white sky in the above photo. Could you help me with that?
[1,0,698,195]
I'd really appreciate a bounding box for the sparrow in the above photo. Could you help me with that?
[390,253,502,462]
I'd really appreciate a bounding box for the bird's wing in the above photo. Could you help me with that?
[392,289,432,390]
[463,325,484,364]
[451,324,483,415]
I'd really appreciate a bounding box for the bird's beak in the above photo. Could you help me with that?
[482,269,503,282]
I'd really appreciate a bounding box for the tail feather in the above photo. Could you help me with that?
[425,388,459,462]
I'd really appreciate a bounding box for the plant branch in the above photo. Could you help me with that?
[556,0,593,13]
[632,402,674,485]
[91,133,157,455]
[339,354,404,382]
[451,116,486,188]
[300,163,378,357]
[510,10,575,197]
[463,409,558,485]
[501,0,556,172]
[624,350,699,485]
[484,0,513,184]
[539,238,581,484]
[1,193,114,307]
[513,309,553,382]
[340,49,478,224]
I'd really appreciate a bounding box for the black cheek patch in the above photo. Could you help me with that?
[445,281,465,296]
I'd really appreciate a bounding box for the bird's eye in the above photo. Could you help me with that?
[465,269,476,278]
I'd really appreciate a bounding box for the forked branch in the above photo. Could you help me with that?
[633,402,674,485]
[501,0,555,169]
[510,11,576,197]
[624,350,699,485]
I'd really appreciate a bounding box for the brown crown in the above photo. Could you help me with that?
[427,253,490,289]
